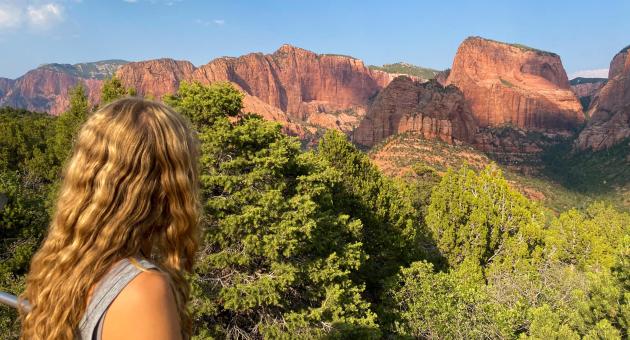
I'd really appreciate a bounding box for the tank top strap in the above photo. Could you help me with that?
[77,257,158,340]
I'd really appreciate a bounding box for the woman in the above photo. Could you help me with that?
[19,98,200,340]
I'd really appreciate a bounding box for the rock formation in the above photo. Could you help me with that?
[446,36,583,132]
[110,45,396,133]
[354,76,477,146]
[576,46,630,150]
[190,44,390,125]
[116,59,195,100]
[0,46,395,134]
[0,66,104,115]
[570,77,607,110]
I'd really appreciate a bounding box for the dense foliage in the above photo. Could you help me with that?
[0,81,628,339]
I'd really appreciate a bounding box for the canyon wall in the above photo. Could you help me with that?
[576,47,630,150]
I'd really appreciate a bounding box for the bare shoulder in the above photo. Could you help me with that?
[120,270,172,303]
[102,270,182,340]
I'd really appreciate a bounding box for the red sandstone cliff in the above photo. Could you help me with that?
[446,37,583,132]
[115,59,195,100]
[576,47,630,150]
[190,44,389,127]
[1,45,392,130]
[111,45,393,133]
[113,57,307,136]
[0,67,102,115]
[354,76,477,146]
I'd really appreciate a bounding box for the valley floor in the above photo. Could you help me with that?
[368,132,630,213]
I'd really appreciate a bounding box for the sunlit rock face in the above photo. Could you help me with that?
[446,36,583,132]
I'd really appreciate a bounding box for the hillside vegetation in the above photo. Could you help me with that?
[368,132,629,213]
[1,81,628,339]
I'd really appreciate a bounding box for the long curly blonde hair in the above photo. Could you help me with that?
[20,98,200,339]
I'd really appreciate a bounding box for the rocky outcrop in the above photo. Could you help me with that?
[113,45,394,133]
[1,46,392,134]
[354,76,477,146]
[191,44,389,125]
[570,77,607,110]
[0,67,103,115]
[115,59,195,100]
[446,37,584,132]
[0,61,128,115]
[576,46,630,150]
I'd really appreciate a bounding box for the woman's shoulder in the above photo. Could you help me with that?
[117,268,171,303]
[102,261,181,339]
[111,257,173,317]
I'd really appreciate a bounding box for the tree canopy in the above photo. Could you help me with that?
[0,82,628,339]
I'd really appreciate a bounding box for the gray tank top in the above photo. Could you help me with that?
[77,258,158,340]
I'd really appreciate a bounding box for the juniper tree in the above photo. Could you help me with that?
[166,82,379,339]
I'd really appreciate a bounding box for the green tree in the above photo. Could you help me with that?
[382,260,510,339]
[316,131,435,301]
[0,108,57,179]
[165,81,242,126]
[426,165,541,269]
[51,84,89,167]
[545,202,629,271]
[100,76,135,105]
[0,170,51,339]
[167,82,379,338]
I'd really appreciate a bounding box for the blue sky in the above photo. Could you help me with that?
[0,0,628,79]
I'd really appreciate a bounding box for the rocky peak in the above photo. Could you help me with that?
[0,66,102,115]
[446,36,583,132]
[274,43,310,55]
[609,46,629,79]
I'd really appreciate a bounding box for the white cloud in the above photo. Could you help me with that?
[213,19,225,25]
[27,3,64,29]
[0,4,23,29]
[123,0,138,3]
[0,1,68,31]
[569,68,609,79]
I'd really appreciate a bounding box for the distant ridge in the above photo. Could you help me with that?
[569,77,607,85]
[38,60,129,80]
[368,62,440,79]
